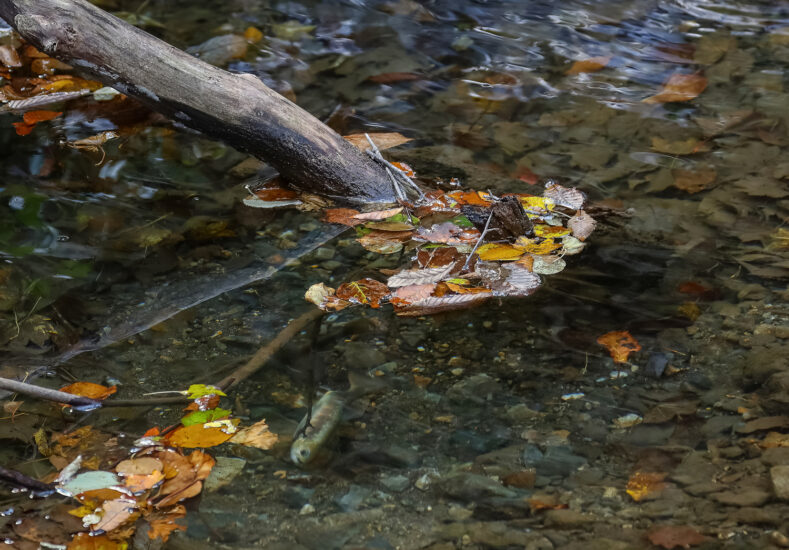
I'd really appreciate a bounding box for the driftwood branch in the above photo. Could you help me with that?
[0,0,397,204]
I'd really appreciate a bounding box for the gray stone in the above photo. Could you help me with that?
[521,443,544,466]
[770,465,789,500]
[439,472,519,502]
[535,446,587,477]
[713,488,770,507]
[342,342,387,370]
[446,374,502,405]
[435,521,542,548]
[622,424,675,447]
[701,416,744,437]
[379,474,410,493]
[543,509,597,527]
[762,447,789,466]
[282,486,315,509]
[506,403,541,424]
[671,451,718,486]
[336,484,373,512]
[202,456,246,493]
[314,247,335,260]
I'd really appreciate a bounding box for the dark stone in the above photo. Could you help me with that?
[534,446,587,477]
[439,472,519,502]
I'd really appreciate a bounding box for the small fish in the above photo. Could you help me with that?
[290,372,383,465]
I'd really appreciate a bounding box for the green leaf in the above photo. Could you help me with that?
[445,278,470,285]
[449,215,473,228]
[181,408,232,427]
[186,384,227,399]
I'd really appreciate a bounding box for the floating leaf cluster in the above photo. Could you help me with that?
[17,383,277,548]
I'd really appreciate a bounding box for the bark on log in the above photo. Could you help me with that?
[0,0,397,204]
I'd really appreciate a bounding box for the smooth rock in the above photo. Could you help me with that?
[535,446,587,477]
[202,457,246,492]
[543,509,597,527]
[770,465,789,500]
[342,342,387,370]
[336,484,373,512]
[713,488,770,507]
[379,474,410,493]
[762,447,789,466]
[439,472,519,501]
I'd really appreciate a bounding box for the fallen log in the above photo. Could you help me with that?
[0,0,397,203]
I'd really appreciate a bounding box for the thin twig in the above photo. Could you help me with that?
[462,210,494,272]
[0,465,55,496]
[0,377,100,409]
[364,133,424,200]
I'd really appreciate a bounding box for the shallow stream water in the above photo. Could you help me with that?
[1,0,789,548]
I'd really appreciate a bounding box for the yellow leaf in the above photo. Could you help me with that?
[513,237,562,255]
[626,471,667,501]
[476,243,524,261]
[517,195,555,214]
[243,26,263,43]
[533,224,571,238]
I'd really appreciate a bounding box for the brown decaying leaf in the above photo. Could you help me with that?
[116,457,163,476]
[390,283,437,305]
[543,182,586,209]
[647,525,709,549]
[357,232,406,254]
[394,293,491,316]
[353,207,403,220]
[343,132,411,151]
[387,264,454,288]
[253,186,298,201]
[568,210,596,241]
[324,208,363,226]
[643,73,707,104]
[417,246,459,267]
[672,168,716,194]
[565,56,612,75]
[444,282,491,294]
[67,533,126,549]
[154,450,215,508]
[597,330,641,363]
[229,419,278,450]
[304,282,335,308]
[368,72,422,84]
[415,222,480,244]
[335,278,389,308]
[0,44,22,68]
[93,498,138,533]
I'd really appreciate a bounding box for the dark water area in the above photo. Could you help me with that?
[1,0,788,548]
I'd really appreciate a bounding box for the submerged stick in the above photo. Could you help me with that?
[0,377,100,409]
[0,465,55,496]
[216,308,324,390]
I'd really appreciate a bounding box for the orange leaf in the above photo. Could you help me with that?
[626,471,667,502]
[565,56,612,75]
[446,190,494,206]
[13,122,35,136]
[243,26,264,43]
[23,110,62,124]
[59,382,117,401]
[165,419,239,448]
[643,73,707,104]
[390,161,415,177]
[254,186,298,201]
[324,208,363,226]
[147,506,187,542]
[445,282,492,294]
[597,330,641,363]
[67,533,126,550]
